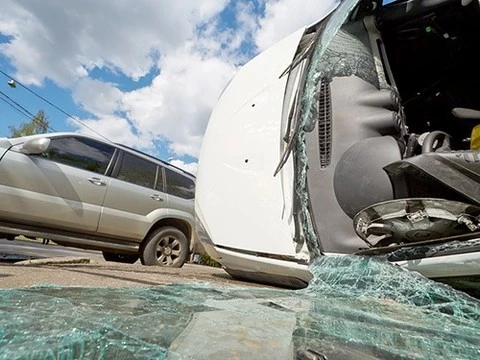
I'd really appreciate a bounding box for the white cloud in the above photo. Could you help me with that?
[255,0,339,51]
[121,46,236,157]
[0,0,228,86]
[0,0,328,161]
[72,78,123,117]
[169,159,198,175]
[71,30,238,158]
[71,115,153,150]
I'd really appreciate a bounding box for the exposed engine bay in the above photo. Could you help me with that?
[380,0,480,148]
[303,0,480,254]
[193,0,480,292]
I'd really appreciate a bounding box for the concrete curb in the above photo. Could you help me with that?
[14,257,91,266]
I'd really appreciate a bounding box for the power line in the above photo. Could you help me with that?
[0,92,33,119]
[0,90,57,133]
[0,68,112,143]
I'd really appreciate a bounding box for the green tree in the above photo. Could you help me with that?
[9,110,49,137]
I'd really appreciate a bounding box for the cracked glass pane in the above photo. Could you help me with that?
[0,257,479,359]
[295,0,361,258]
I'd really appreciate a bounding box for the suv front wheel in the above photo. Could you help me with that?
[140,226,188,268]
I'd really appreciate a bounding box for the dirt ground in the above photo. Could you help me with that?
[0,257,270,289]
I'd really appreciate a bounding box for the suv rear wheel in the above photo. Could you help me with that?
[140,226,188,268]
[102,251,139,264]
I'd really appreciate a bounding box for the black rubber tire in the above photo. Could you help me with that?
[102,251,139,264]
[140,226,188,268]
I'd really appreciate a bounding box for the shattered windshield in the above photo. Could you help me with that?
[294,0,362,258]
[0,257,479,359]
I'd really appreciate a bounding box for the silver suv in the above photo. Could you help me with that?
[0,132,196,267]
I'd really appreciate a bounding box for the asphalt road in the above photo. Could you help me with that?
[0,238,269,289]
[0,237,103,261]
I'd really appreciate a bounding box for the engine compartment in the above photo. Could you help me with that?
[303,0,480,254]
[379,0,480,149]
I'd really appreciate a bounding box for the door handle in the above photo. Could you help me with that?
[87,177,106,186]
[150,194,164,202]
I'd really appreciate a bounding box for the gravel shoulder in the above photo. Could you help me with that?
[0,258,269,289]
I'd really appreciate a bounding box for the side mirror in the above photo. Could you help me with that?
[14,138,51,154]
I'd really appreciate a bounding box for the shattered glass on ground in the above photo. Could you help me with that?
[1,256,479,359]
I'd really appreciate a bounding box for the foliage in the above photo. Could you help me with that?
[199,253,222,268]
[9,110,49,137]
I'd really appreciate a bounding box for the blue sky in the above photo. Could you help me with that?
[0,0,339,173]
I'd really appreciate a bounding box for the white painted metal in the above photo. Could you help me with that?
[195,0,480,284]
[393,250,480,278]
[196,28,307,257]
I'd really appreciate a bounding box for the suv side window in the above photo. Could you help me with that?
[165,167,195,199]
[116,152,157,189]
[45,136,115,174]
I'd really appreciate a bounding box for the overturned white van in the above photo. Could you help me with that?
[195,0,480,293]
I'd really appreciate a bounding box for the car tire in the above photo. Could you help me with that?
[102,251,139,264]
[140,226,188,268]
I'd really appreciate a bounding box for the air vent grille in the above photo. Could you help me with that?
[318,78,332,169]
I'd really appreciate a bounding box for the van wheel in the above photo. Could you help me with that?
[102,251,139,264]
[140,226,188,268]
